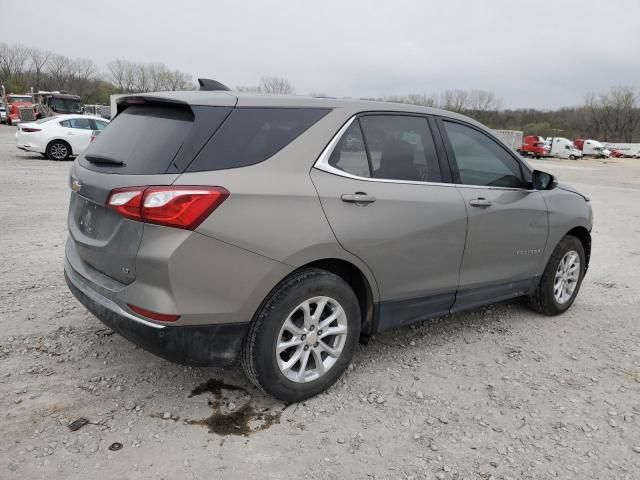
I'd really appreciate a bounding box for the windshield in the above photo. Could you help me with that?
[7,96,32,103]
[50,97,82,114]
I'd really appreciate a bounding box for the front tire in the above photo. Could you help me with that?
[242,268,360,402]
[46,140,71,161]
[569,154,577,160]
[528,235,586,315]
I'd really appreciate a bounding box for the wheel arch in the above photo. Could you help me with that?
[46,138,73,156]
[566,226,591,272]
[295,258,377,343]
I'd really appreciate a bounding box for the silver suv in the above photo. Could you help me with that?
[65,91,592,401]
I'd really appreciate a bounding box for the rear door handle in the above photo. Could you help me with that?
[341,192,376,204]
[469,197,492,207]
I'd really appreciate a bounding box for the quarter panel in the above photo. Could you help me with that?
[177,108,355,263]
[127,227,293,325]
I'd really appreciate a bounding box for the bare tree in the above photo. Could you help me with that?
[165,69,193,91]
[134,63,151,92]
[585,86,639,142]
[45,54,74,90]
[107,59,131,93]
[440,89,470,112]
[467,90,502,113]
[260,76,295,94]
[71,58,98,97]
[0,43,31,91]
[147,62,169,91]
[385,93,439,107]
[29,48,52,91]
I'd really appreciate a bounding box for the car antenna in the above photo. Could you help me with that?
[198,78,231,91]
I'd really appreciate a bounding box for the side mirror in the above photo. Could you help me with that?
[532,170,557,190]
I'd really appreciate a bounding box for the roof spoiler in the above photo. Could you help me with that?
[198,78,231,91]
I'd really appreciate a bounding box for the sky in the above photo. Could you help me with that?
[4,0,640,109]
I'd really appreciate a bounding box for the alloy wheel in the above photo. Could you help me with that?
[50,143,68,160]
[554,250,580,304]
[276,296,348,383]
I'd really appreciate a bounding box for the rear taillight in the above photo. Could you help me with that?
[107,186,229,230]
[21,127,41,133]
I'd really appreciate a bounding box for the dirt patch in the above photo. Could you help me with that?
[186,378,282,436]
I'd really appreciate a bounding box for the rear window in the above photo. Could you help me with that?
[79,104,208,175]
[186,108,330,172]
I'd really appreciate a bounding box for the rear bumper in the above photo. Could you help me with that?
[64,266,249,366]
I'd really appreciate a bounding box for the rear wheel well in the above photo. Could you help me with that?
[566,227,591,271]
[46,139,73,155]
[301,259,375,343]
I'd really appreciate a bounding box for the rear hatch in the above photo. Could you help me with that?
[67,96,234,284]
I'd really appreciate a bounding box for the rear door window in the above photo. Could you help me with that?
[62,118,92,129]
[359,115,442,182]
[187,108,329,172]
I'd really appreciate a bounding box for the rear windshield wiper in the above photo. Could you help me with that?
[85,154,125,166]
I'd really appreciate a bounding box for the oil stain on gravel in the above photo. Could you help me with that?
[185,378,282,436]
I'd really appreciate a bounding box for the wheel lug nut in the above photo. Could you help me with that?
[318,329,322,335]
[314,342,319,348]
[301,335,306,341]
[309,325,315,331]
[304,345,309,351]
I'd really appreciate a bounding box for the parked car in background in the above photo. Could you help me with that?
[15,114,109,160]
[64,90,592,401]
[519,135,549,158]
[0,105,6,123]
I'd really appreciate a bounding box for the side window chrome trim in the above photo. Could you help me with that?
[313,115,533,191]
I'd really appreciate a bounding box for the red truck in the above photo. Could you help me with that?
[2,93,37,125]
[518,135,548,158]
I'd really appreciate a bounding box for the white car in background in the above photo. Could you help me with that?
[15,114,109,160]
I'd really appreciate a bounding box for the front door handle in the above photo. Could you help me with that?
[469,197,492,207]
[341,192,376,204]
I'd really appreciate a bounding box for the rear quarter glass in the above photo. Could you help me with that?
[185,108,330,172]
[78,104,231,175]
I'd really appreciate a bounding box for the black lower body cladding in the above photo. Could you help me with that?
[64,272,249,366]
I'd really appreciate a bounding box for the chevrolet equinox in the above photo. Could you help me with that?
[65,89,592,401]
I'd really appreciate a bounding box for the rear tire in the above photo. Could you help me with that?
[528,235,585,316]
[242,268,360,402]
[46,140,71,161]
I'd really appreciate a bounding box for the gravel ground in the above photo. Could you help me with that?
[1,124,640,480]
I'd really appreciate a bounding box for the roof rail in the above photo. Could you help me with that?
[197,78,231,91]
